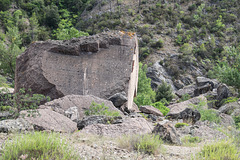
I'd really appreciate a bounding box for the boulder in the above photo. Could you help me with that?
[20,109,77,133]
[216,84,230,107]
[0,118,33,133]
[152,121,181,145]
[40,95,123,120]
[79,117,153,137]
[219,113,235,127]
[218,102,240,115]
[139,105,164,116]
[194,83,213,96]
[77,115,123,130]
[147,62,176,91]
[167,95,207,119]
[179,108,201,124]
[119,101,140,114]
[64,106,79,122]
[15,31,139,111]
[175,85,195,98]
[204,90,218,108]
[196,77,216,88]
[108,92,127,107]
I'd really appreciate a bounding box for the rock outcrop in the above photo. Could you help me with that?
[20,109,77,133]
[15,31,139,111]
[39,95,123,120]
[79,117,153,137]
[139,105,164,116]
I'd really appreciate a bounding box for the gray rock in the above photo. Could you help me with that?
[219,113,234,127]
[64,106,79,122]
[119,101,140,114]
[204,90,218,108]
[194,83,213,96]
[77,115,123,129]
[0,118,33,133]
[175,85,195,98]
[216,84,230,107]
[179,108,201,124]
[167,95,207,119]
[147,62,176,91]
[15,31,139,111]
[139,105,164,116]
[196,77,215,88]
[79,117,153,137]
[152,121,181,145]
[20,109,77,133]
[218,102,240,115]
[40,95,123,120]
[108,92,127,107]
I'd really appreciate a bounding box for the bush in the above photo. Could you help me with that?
[196,140,239,160]
[233,115,240,129]
[180,43,192,55]
[175,123,189,128]
[193,101,220,123]
[1,132,80,160]
[179,94,191,102]
[151,101,170,116]
[0,0,11,11]
[118,134,163,155]
[85,101,120,117]
[155,81,173,102]
[181,135,201,146]
[134,63,156,106]
[151,38,164,49]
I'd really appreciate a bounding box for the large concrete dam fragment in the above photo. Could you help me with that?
[15,31,139,110]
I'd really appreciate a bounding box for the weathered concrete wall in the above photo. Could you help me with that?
[15,31,139,110]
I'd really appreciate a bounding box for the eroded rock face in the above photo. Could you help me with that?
[0,118,33,133]
[20,109,77,133]
[79,117,153,137]
[39,95,123,120]
[15,31,139,111]
[152,121,181,145]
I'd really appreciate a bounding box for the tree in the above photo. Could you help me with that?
[0,27,25,79]
[134,63,156,106]
[155,81,173,102]
[0,0,11,11]
[44,4,60,28]
[29,12,39,41]
[54,18,88,40]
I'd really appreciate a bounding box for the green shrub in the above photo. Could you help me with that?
[233,115,240,129]
[179,94,191,102]
[193,100,220,123]
[196,140,239,160]
[181,135,201,146]
[150,38,164,49]
[180,43,193,55]
[134,63,156,106]
[0,0,11,11]
[85,101,120,117]
[118,134,163,155]
[151,101,170,116]
[1,132,80,160]
[175,123,189,128]
[0,75,8,87]
[155,81,173,102]
[0,105,11,111]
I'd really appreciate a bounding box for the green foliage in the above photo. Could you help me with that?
[208,46,240,89]
[196,140,240,160]
[193,101,220,123]
[0,88,50,114]
[151,101,170,116]
[178,94,191,103]
[181,136,201,146]
[1,132,80,160]
[180,43,192,55]
[233,115,240,129]
[134,63,156,107]
[150,38,164,49]
[0,0,11,11]
[0,27,25,79]
[155,81,173,102]
[0,75,8,87]
[85,101,120,117]
[44,4,60,28]
[175,123,189,128]
[118,134,163,155]
[0,105,11,111]
[54,18,88,40]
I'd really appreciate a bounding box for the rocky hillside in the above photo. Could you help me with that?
[0,0,240,160]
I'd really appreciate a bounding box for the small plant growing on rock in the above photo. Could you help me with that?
[1,132,80,160]
[151,101,170,116]
[175,122,189,128]
[85,101,120,117]
[181,135,201,147]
